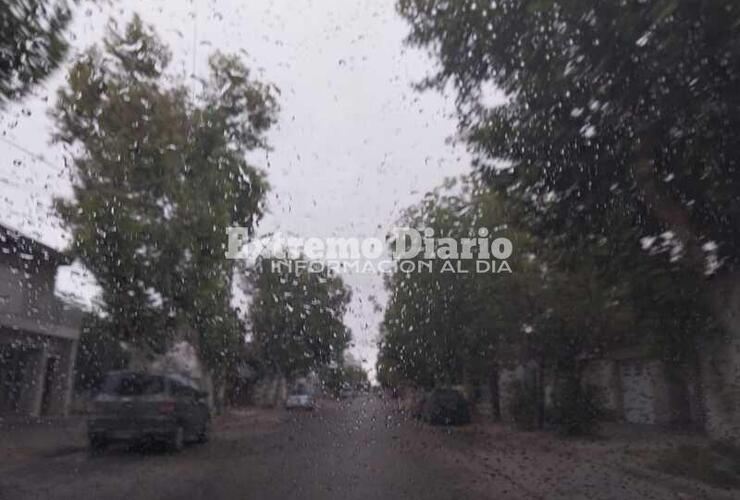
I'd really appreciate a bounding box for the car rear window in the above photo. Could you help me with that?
[100,374,165,396]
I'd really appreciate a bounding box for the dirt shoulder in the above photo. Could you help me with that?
[420,418,739,499]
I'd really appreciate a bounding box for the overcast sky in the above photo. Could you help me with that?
[0,0,471,375]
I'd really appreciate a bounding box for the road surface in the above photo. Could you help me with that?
[1,396,491,500]
[0,396,733,499]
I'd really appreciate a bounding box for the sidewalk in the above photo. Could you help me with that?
[0,415,87,462]
[430,419,738,499]
[0,406,283,463]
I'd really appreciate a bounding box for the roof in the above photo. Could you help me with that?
[0,223,71,265]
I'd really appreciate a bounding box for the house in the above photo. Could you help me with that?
[495,342,734,437]
[495,353,699,427]
[0,225,83,417]
[579,349,700,427]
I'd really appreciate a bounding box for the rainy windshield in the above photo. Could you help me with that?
[1,1,740,499]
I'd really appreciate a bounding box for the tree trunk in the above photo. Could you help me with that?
[211,372,225,415]
[686,343,706,431]
[633,134,705,271]
[536,356,546,429]
[489,364,501,421]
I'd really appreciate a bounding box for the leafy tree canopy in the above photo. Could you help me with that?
[54,15,278,366]
[398,0,740,275]
[378,175,713,394]
[0,0,75,105]
[247,256,352,377]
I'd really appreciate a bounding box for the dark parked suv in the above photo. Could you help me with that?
[87,371,211,452]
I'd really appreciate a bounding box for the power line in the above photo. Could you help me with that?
[0,135,67,172]
[192,1,198,100]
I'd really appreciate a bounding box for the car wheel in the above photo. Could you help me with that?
[170,425,185,452]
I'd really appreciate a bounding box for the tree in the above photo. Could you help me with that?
[378,176,639,430]
[398,1,740,273]
[74,313,130,393]
[247,256,352,378]
[53,16,277,383]
[379,177,537,389]
[0,0,75,105]
[398,1,735,431]
[321,364,370,396]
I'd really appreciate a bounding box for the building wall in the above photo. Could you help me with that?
[0,263,25,314]
[0,328,78,417]
[697,271,740,441]
[498,361,538,424]
[0,254,81,339]
[497,356,686,428]
[581,357,680,425]
[0,251,82,417]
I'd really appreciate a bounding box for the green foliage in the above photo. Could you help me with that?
[54,16,277,368]
[247,257,352,377]
[0,0,72,105]
[419,388,471,426]
[321,364,369,396]
[398,1,740,272]
[378,176,634,393]
[376,333,404,390]
[74,313,129,392]
[379,176,531,388]
[341,364,370,390]
[394,0,725,409]
[320,365,345,396]
[551,382,604,436]
[378,176,687,435]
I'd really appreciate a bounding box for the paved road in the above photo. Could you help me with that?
[0,396,488,500]
[1,396,734,500]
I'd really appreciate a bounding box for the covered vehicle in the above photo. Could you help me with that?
[418,388,471,426]
[87,371,210,451]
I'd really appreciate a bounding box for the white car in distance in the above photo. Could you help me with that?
[285,389,314,410]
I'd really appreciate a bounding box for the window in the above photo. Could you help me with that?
[100,373,165,396]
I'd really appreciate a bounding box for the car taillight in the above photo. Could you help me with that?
[157,401,176,414]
